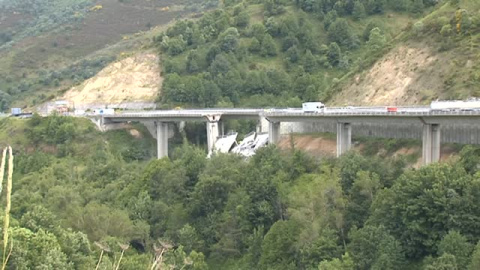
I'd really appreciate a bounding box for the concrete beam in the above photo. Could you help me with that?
[337,122,352,157]
[156,121,169,159]
[422,124,441,165]
[268,121,281,144]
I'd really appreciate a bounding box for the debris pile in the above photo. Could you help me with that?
[210,132,269,158]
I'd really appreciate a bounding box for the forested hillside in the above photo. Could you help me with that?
[0,0,212,109]
[1,0,480,269]
[156,0,480,108]
[0,115,479,269]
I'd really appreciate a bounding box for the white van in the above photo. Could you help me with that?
[302,102,325,113]
[93,108,115,115]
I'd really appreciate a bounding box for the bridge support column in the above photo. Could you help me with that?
[337,123,352,157]
[422,124,441,165]
[156,122,169,159]
[206,115,222,156]
[268,121,281,144]
[206,121,220,156]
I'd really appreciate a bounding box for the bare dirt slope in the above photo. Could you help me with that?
[278,135,337,157]
[278,134,459,168]
[330,43,445,106]
[62,52,161,106]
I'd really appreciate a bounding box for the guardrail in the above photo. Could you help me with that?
[83,107,480,118]
[265,110,480,116]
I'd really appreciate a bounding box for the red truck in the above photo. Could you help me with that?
[387,107,398,112]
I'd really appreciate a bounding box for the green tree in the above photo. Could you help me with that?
[186,50,201,73]
[0,90,11,112]
[324,10,338,30]
[282,34,299,51]
[265,17,280,37]
[162,73,189,103]
[413,21,425,37]
[288,170,346,251]
[172,143,206,189]
[348,225,405,270]
[8,228,72,269]
[352,1,366,20]
[367,27,387,51]
[264,0,286,16]
[266,69,292,94]
[190,27,205,47]
[441,24,453,37]
[346,170,381,229]
[318,252,355,270]
[259,220,300,269]
[68,202,138,242]
[245,226,264,268]
[366,0,386,14]
[261,34,277,57]
[459,145,480,175]
[363,21,380,41]
[300,228,343,269]
[142,158,188,203]
[235,10,250,27]
[219,27,240,52]
[328,19,357,48]
[250,23,267,40]
[304,49,317,73]
[425,253,458,270]
[286,45,300,63]
[469,241,480,270]
[215,70,243,103]
[411,0,425,14]
[209,54,231,76]
[327,42,342,66]
[161,36,187,56]
[249,37,261,53]
[369,164,480,258]
[437,231,474,269]
[391,0,409,11]
[177,224,205,253]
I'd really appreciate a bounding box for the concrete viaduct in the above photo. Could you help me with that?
[98,109,264,159]
[97,107,480,165]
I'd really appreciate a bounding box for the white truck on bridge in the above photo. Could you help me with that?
[430,99,480,111]
[302,102,325,113]
[93,108,115,115]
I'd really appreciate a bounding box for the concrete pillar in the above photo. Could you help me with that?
[422,124,441,165]
[206,121,220,156]
[336,122,352,157]
[156,121,169,159]
[268,121,281,144]
[205,114,222,156]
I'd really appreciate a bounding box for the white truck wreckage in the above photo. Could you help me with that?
[208,132,270,158]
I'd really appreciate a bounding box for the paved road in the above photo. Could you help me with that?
[100,106,480,119]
